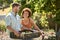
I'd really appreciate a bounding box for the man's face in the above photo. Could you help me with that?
[13,6,20,13]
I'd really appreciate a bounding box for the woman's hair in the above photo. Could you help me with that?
[22,8,32,18]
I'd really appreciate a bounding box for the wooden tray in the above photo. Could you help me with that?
[10,30,41,39]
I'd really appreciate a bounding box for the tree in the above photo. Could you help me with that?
[19,0,56,29]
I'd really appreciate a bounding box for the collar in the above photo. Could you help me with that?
[11,11,18,17]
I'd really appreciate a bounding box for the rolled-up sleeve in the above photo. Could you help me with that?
[5,15,11,27]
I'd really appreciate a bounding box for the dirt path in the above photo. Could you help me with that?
[0,8,10,15]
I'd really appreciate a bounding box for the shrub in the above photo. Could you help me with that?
[0,20,6,32]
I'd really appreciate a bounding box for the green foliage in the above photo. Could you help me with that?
[0,20,6,31]
[47,36,56,40]
[54,9,60,24]
[19,0,56,29]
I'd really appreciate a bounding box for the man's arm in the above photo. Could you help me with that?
[5,15,19,37]
[7,26,16,33]
[7,26,20,37]
[5,16,16,32]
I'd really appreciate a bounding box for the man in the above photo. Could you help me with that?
[5,3,22,40]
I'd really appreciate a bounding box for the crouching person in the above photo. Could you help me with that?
[5,3,22,40]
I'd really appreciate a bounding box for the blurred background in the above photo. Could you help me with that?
[0,0,59,40]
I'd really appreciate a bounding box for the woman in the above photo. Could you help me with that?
[21,8,42,33]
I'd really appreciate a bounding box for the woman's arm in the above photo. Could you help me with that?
[30,18,41,31]
[21,26,30,30]
[30,18,44,34]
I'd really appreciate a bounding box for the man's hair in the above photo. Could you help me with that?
[12,3,20,8]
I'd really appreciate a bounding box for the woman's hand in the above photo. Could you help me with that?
[22,26,32,30]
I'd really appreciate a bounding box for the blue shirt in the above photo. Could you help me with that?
[5,11,22,32]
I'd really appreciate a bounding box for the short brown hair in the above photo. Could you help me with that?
[22,8,32,18]
[12,3,20,8]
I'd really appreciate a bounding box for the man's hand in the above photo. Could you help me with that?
[14,31,20,37]
[7,26,20,37]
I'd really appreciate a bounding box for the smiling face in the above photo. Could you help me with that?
[22,8,32,18]
[23,11,29,18]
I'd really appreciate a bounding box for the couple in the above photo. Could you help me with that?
[5,3,43,40]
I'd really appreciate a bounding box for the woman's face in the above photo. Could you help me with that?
[23,11,29,18]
